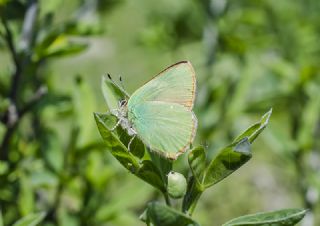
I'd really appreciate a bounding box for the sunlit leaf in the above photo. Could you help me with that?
[203,137,251,188]
[233,108,272,143]
[12,212,46,226]
[222,208,307,226]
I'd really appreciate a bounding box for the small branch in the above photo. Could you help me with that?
[0,86,47,160]
[19,86,47,117]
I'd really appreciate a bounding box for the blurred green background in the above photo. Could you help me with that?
[0,0,319,225]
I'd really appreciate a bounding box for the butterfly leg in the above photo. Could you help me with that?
[111,119,122,131]
[127,135,136,152]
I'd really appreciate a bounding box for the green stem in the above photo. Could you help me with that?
[182,176,203,216]
[163,191,172,207]
[185,188,202,216]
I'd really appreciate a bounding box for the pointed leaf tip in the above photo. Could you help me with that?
[261,108,272,126]
[234,109,272,144]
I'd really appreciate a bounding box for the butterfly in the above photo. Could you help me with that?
[102,61,197,160]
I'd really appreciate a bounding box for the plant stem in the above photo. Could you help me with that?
[182,177,203,216]
[163,191,172,207]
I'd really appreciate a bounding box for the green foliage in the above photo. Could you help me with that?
[95,102,305,225]
[1,0,319,225]
[222,209,307,226]
[0,0,146,225]
[182,110,271,214]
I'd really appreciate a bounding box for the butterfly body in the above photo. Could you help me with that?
[103,61,197,160]
[110,100,137,136]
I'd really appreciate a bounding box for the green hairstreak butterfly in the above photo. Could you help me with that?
[102,61,197,160]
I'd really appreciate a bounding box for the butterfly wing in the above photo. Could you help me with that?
[128,101,197,159]
[127,61,197,159]
[128,61,196,110]
[101,75,130,111]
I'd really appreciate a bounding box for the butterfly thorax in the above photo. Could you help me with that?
[111,100,137,136]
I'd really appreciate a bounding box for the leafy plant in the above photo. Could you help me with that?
[0,0,141,225]
[95,89,306,226]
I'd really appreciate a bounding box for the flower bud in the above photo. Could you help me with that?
[167,171,187,199]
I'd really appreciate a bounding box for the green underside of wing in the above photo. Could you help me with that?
[128,101,197,158]
[128,62,195,109]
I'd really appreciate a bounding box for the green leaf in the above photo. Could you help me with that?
[142,202,200,226]
[136,160,166,192]
[182,146,206,214]
[222,208,307,226]
[34,35,87,61]
[188,146,206,186]
[183,110,272,212]
[116,124,145,159]
[101,75,129,111]
[234,109,272,144]
[203,137,251,188]
[12,212,46,226]
[201,109,272,188]
[149,150,173,185]
[94,112,165,192]
[94,112,140,170]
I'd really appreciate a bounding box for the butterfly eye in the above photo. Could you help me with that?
[119,100,127,107]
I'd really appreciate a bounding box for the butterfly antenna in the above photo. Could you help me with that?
[119,76,126,90]
[119,76,128,100]
[104,73,130,98]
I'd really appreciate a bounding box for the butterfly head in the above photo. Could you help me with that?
[119,99,127,108]
[117,99,128,115]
